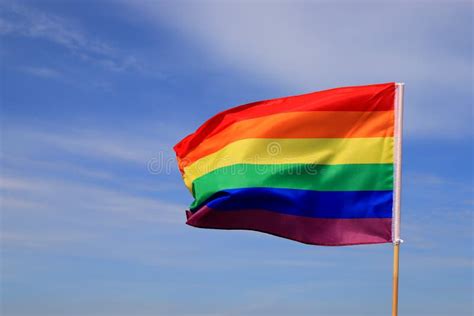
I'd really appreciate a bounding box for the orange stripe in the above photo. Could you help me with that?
[179,110,394,168]
[174,83,395,159]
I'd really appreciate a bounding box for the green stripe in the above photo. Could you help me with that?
[191,163,394,209]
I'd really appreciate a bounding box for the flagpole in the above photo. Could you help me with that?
[392,82,404,316]
[392,242,400,316]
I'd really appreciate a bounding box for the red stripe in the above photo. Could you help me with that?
[175,82,395,159]
[186,207,392,246]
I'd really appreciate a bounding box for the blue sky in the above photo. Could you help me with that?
[0,0,472,315]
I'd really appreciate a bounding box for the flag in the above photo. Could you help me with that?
[174,83,402,246]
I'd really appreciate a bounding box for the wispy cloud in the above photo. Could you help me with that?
[2,124,176,165]
[0,2,144,73]
[0,120,188,264]
[403,252,473,269]
[1,174,185,223]
[1,230,97,249]
[19,66,62,78]
[125,1,473,139]
[0,3,110,53]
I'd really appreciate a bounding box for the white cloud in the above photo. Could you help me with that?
[1,230,96,249]
[1,174,185,225]
[0,122,188,254]
[2,124,175,165]
[19,66,62,78]
[0,2,144,73]
[125,1,473,138]
[0,176,39,191]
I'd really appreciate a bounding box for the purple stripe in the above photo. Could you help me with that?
[186,206,392,246]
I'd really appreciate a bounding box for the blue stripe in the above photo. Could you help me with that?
[194,188,393,219]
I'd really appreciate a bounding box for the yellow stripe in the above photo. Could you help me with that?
[183,137,394,189]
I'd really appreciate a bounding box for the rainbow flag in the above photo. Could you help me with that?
[174,83,403,246]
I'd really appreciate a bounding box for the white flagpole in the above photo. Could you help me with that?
[392,82,405,316]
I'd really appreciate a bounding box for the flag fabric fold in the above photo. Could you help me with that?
[174,83,398,246]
